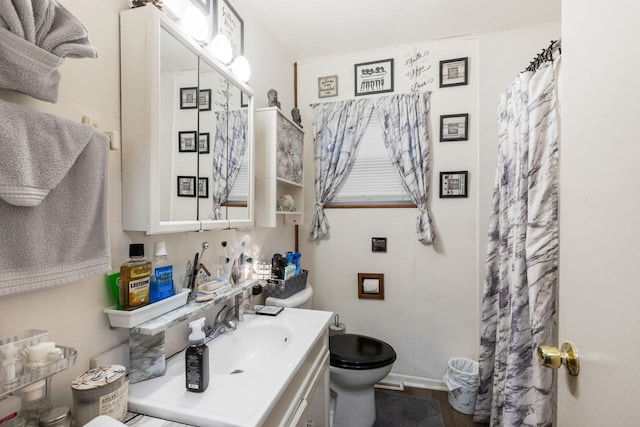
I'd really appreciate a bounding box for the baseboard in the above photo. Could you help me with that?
[377,373,448,392]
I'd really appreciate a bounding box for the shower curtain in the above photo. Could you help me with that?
[474,59,559,426]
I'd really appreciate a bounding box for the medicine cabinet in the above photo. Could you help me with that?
[120,5,254,234]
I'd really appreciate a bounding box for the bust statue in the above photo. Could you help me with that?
[267,89,281,109]
[291,107,303,128]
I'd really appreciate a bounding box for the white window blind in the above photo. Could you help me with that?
[329,114,411,205]
[227,149,248,203]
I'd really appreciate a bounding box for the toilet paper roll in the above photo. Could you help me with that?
[329,323,346,336]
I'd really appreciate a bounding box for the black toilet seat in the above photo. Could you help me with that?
[329,333,396,370]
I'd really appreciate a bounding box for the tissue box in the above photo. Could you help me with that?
[263,270,308,299]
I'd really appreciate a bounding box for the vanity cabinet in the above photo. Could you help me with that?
[120,5,254,234]
[255,107,304,227]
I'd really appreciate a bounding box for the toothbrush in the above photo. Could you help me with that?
[221,235,251,283]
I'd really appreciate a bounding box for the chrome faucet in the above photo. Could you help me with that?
[208,304,237,340]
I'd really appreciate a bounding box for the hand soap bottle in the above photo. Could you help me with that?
[185,317,209,393]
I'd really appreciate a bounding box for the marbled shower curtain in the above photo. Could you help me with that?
[474,59,559,426]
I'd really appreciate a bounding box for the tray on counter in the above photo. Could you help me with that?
[104,289,190,328]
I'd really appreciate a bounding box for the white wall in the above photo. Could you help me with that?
[0,0,295,406]
[297,23,559,385]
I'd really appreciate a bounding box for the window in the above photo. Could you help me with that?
[226,149,248,204]
[328,114,413,206]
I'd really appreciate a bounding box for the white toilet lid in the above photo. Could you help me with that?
[265,285,313,307]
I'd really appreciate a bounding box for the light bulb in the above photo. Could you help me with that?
[231,56,251,82]
[207,34,233,65]
[181,6,208,43]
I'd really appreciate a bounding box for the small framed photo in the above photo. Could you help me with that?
[198,177,209,198]
[358,273,385,300]
[440,114,469,142]
[199,89,211,111]
[354,58,394,96]
[439,57,468,88]
[198,133,210,153]
[180,87,198,109]
[177,176,196,197]
[371,237,387,253]
[440,171,469,198]
[318,75,338,98]
[178,131,197,152]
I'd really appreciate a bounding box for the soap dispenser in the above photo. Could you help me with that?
[185,317,209,392]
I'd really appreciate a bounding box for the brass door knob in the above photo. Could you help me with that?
[536,341,580,376]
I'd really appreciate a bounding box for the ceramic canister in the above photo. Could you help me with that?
[70,365,127,426]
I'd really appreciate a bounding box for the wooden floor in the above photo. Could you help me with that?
[382,387,488,427]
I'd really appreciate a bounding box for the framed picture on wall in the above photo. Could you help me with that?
[215,0,244,58]
[440,113,469,141]
[199,89,211,111]
[198,133,210,153]
[177,176,196,197]
[439,171,468,198]
[198,177,209,198]
[180,87,198,109]
[439,57,468,88]
[318,75,338,98]
[354,58,394,96]
[178,131,197,152]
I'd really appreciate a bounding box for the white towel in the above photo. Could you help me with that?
[0,99,111,297]
[0,0,97,102]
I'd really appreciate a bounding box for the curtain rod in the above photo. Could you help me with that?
[524,39,561,73]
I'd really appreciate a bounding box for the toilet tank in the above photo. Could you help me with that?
[265,284,313,308]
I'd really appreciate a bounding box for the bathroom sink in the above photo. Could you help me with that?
[128,308,332,427]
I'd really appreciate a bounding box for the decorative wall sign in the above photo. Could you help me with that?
[358,273,385,300]
[215,0,244,59]
[372,237,387,253]
[177,176,196,197]
[439,171,468,198]
[178,131,197,152]
[440,113,469,141]
[354,58,394,96]
[403,48,434,92]
[318,75,338,98]
[199,89,211,111]
[439,57,468,88]
[180,87,198,109]
[198,177,209,198]
[198,133,210,153]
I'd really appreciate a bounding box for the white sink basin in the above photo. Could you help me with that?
[128,308,332,427]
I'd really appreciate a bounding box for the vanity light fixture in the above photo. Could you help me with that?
[181,6,208,43]
[207,34,233,65]
[231,56,251,82]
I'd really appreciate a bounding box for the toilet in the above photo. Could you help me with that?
[265,284,397,427]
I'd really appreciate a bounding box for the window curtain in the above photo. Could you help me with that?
[474,60,559,426]
[209,110,247,220]
[310,99,375,240]
[376,92,435,244]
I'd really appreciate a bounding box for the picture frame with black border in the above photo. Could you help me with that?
[198,177,209,198]
[318,75,338,98]
[439,171,469,198]
[215,0,244,59]
[198,133,210,153]
[177,176,196,197]
[180,87,198,109]
[199,89,211,111]
[178,131,197,152]
[354,58,394,96]
[190,0,210,15]
[439,57,468,88]
[371,237,387,253]
[440,113,469,142]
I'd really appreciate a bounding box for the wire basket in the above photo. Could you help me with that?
[263,270,308,299]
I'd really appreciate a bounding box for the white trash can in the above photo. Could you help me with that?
[443,357,479,415]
